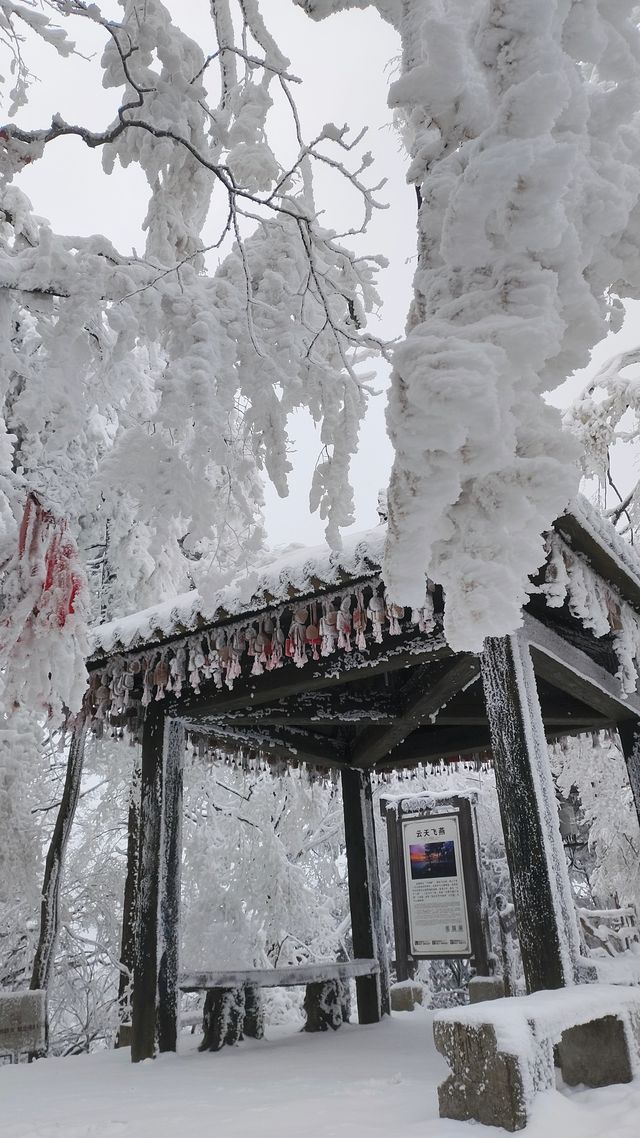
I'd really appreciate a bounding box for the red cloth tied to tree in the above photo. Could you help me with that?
[0,493,89,717]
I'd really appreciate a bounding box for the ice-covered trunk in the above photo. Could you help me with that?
[116,751,142,1046]
[480,633,583,991]
[30,714,88,1002]
[131,706,184,1062]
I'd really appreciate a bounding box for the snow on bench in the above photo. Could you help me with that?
[179,960,379,1050]
[0,991,46,1060]
[433,984,640,1132]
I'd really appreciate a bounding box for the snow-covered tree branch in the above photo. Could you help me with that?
[0,0,385,719]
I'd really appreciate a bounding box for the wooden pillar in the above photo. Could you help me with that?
[616,720,640,829]
[480,633,581,992]
[131,705,184,1062]
[341,767,390,1022]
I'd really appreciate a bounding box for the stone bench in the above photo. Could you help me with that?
[179,959,379,1051]
[0,991,47,1062]
[433,984,640,1131]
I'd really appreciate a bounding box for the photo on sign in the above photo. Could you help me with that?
[409,840,457,880]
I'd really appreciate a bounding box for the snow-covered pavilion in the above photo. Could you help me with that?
[86,495,640,1062]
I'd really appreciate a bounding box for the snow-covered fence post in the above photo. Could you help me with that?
[616,721,640,830]
[341,767,390,1021]
[131,704,184,1062]
[480,633,582,992]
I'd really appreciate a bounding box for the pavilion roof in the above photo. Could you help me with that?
[88,494,640,664]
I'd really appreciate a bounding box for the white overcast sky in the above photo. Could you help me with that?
[4,1,640,549]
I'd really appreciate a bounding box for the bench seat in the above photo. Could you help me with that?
[179,959,379,991]
[179,959,379,1050]
[433,984,640,1131]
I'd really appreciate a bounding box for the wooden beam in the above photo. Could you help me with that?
[186,721,350,769]
[350,655,480,767]
[380,726,492,767]
[480,634,582,992]
[523,613,640,719]
[206,690,397,727]
[172,632,450,719]
[341,768,390,1022]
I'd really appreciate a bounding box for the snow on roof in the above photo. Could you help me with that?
[89,525,386,659]
[89,496,640,661]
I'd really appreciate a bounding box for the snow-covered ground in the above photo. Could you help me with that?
[2,1010,639,1138]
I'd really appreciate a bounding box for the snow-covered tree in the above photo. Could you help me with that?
[565,348,640,539]
[0,0,383,719]
[298,0,640,650]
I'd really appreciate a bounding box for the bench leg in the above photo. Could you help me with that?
[303,980,347,1032]
[199,988,245,1052]
[243,986,264,1040]
[558,1016,633,1087]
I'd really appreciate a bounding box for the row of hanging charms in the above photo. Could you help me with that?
[88,581,439,730]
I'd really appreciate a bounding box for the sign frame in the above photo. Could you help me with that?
[381,793,489,981]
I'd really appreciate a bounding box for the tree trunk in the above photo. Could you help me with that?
[115,749,141,1047]
[30,713,88,1006]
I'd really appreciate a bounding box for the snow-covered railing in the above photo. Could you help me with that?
[577,906,639,957]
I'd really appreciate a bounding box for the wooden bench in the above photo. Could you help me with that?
[0,991,47,1063]
[179,959,379,1051]
[433,984,640,1131]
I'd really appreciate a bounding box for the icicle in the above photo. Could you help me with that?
[252,620,266,676]
[153,652,170,700]
[187,644,204,693]
[337,596,353,651]
[141,657,155,706]
[352,588,367,650]
[387,600,404,636]
[367,591,386,644]
[320,599,338,656]
[413,589,436,633]
[269,615,285,670]
[287,607,308,667]
[169,645,187,696]
[306,602,322,661]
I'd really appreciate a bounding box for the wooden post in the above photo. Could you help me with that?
[384,806,413,982]
[616,720,640,829]
[341,767,390,1022]
[480,633,582,992]
[131,706,184,1062]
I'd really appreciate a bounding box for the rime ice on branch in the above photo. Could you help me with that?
[299,0,640,651]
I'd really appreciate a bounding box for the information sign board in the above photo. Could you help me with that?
[401,812,471,957]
